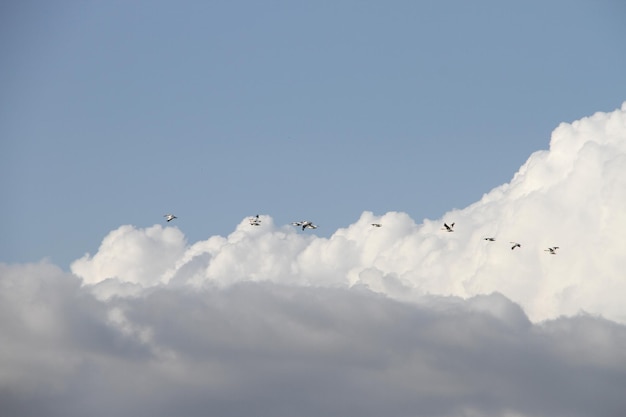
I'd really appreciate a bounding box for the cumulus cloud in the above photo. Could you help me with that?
[3,104,626,417]
[71,225,187,286]
[72,104,626,323]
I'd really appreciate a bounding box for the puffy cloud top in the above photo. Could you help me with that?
[72,104,626,323]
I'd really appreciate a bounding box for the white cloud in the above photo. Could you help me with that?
[0,104,626,417]
[71,104,626,323]
[6,104,625,416]
[71,225,187,286]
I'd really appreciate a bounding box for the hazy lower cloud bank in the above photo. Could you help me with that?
[1,262,625,417]
[3,104,626,416]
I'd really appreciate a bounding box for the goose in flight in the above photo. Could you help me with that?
[164,214,177,222]
[442,222,455,232]
[371,223,382,227]
[510,242,521,250]
[249,215,261,226]
[483,237,496,241]
[291,220,318,230]
[544,246,560,255]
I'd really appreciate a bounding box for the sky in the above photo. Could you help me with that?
[2,0,626,267]
[2,1,626,416]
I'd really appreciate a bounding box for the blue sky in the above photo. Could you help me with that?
[2,0,625,268]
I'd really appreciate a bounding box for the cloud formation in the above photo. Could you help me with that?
[2,263,626,417]
[72,103,626,323]
[3,104,626,417]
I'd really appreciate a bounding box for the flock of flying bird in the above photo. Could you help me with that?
[164,214,560,255]
[442,222,560,254]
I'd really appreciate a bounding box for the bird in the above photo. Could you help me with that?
[510,242,521,250]
[544,246,560,255]
[442,222,455,232]
[164,214,177,222]
[483,237,496,241]
[291,220,317,230]
[371,223,382,227]
[249,215,261,226]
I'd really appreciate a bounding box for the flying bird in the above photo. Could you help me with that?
[249,215,261,226]
[371,223,382,227]
[292,220,318,230]
[545,246,560,255]
[483,237,496,241]
[164,214,177,222]
[510,242,521,250]
[442,222,455,232]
